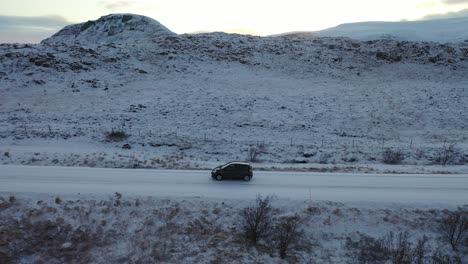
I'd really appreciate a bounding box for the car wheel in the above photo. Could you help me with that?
[216,174,223,181]
[243,175,251,181]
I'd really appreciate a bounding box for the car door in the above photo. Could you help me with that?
[232,164,244,179]
[224,164,236,179]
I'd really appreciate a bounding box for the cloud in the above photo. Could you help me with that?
[101,0,133,11]
[442,0,468,5]
[0,15,70,32]
[0,15,71,43]
[422,8,468,19]
[99,0,160,14]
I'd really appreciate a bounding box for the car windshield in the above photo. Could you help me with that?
[222,162,237,168]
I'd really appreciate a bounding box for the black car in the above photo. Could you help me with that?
[211,162,253,181]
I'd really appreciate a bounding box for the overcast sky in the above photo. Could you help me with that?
[1,0,468,43]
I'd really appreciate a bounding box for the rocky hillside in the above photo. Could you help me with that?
[0,14,467,168]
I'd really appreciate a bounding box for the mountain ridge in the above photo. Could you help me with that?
[313,16,468,43]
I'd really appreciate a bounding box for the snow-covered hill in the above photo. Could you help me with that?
[42,14,174,45]
[313,17,468,43]
[0,14,467,169]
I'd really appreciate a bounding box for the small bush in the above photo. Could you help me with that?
[247,146,259,162]
[437,208,468,252]
[240,195,274,244]
[247,144,266,162]
[318,153,332,164]
[382,148,404,165]
[105,129,129,142]
[3,152,10,158]
[414,235,428,264]
[275,214,303,259]
[383,232,413,264]
[342,156,358,163]
[433,144,459,165]
[55,197,62,204]
[113,192,122,206]
[346,231,426,264]
[346,234,388,263]
[431,249,463,264]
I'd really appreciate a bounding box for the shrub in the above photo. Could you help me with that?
[382,148,404,165]
[113,192,122,206]
[437,208,468,252]
[342,156,358,163]
[275,214,303,259]
[247,146,259,162]
[247,144,266,162]
[383,232,413,264]
[431,249,463,264]
[240,195,274,244]
[318,153,332,164]
[105,129,129,142]
[345,234,389,263]
[414,236,428,264]
[433,144,459,165]
[55,197,62,204]
[346,232,426,264]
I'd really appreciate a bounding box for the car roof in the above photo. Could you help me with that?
[225,162,251,166]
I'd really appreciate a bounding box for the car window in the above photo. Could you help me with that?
[223,164,249,170]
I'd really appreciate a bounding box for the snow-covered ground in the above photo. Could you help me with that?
[1,15,467,171]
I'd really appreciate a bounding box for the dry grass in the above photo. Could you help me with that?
[0,196,465,263]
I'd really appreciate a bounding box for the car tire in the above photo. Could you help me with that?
[216,174,223,181]
[243,175,251,181]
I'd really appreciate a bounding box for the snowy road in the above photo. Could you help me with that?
[0,165,467,204]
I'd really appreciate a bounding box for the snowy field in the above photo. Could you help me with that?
[1,14,467,171]
[1,165,467,263]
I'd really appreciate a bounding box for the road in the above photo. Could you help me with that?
[1,165,467,204]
